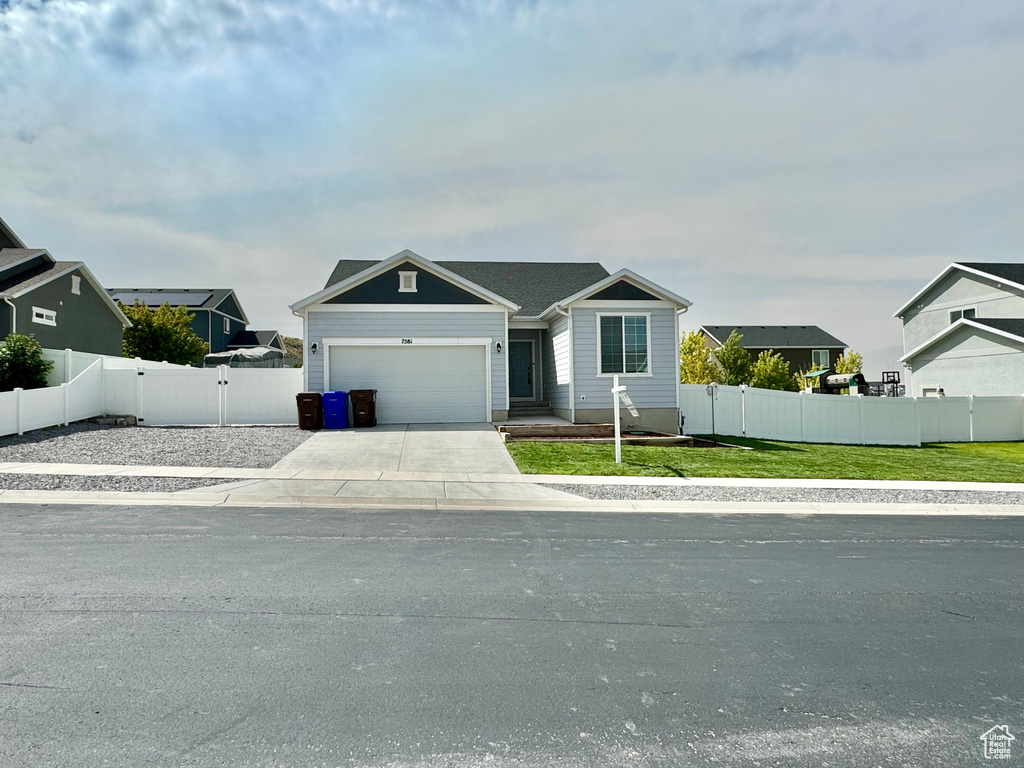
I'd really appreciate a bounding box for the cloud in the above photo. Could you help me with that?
[1,0,1022,378]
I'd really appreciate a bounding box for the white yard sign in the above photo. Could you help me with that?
[611,374,639,463]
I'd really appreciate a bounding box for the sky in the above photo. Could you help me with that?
[2,0,1023,377]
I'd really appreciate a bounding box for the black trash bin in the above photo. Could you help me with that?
[350,389,377,428]
[296,392,323,430]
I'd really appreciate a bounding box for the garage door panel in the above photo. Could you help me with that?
[328,345,487,424]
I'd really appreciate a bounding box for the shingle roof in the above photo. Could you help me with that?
[107,288,235,309]
[325,259,611,317]
[971,318,1024,338]
[228,329,281,348]
[702,325,847,348]
[957,263,1024,287]
[0,260,79,294]
[0,248,48,271]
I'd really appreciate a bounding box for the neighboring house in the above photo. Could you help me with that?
[290,249,692,432]
[896,262,1024,397]
[0,216,129,355]
[106,288,283,355]
[700,325,848,373]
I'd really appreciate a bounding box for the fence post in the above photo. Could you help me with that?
[14,387,23,435]
[968,394,975,443]
[99,357,106,415]
[64,348,72,384]
[799,391,806,442]
[135,361,144,422]
[858,394,865,445]
[740,385,746,437]
[61,383,69,426]
[219,364,228,427]
[914,397,922,446]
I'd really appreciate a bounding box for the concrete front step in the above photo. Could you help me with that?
[509,409,556,417]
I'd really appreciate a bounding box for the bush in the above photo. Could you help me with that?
[120,300,209,365]
[749,349,798,391]
[680,330,721,384]
[713,330,753,386]
[0,333,54,391]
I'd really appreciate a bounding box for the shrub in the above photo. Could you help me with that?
[713,330,753,386]
[0,333,54,391]
[680,330,721,384]
[749,349,798,391]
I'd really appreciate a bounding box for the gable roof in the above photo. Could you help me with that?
[295,250,522,313]
[0,215,26,249]
[702,325,846,348]
[0,260,131,327]
[107,288,248,322]
[0,248,49,273]
[894,262,1024,318]
[321,256,609,317]
[227,329,282,349]
[900,317,1024,362]
[548,268,691,314]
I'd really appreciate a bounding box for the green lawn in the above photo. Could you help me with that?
[507,437,1024,483]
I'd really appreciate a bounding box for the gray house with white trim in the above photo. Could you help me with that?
[291,250,692,432]
[896,262,1024,397]
[0,216,129,355]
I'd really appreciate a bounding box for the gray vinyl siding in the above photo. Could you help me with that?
[902,271,1024,353]
[305,309,507,412]
[542,313,571,412]
[570,306,678,410]
[909,326,1024,397]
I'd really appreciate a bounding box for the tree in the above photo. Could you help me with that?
[834,350,864,375]
[120,300,209,365]
[0,333,54,391]
[679,330,721,384]
[713,330,752,386]
[749,349,798,391]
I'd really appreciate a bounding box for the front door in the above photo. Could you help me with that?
[509,341,533,399]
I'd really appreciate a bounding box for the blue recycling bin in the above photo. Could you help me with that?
[322,390,349,429]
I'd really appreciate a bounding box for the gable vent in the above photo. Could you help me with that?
[399,270,418,293]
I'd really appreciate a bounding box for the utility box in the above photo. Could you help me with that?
[350,389,377,428]
[296,392,323,430]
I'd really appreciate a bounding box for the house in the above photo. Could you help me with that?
[0,216,129,355]
[896,262,1024,397]
[290,249,692,432]
[106,288,284,356]
[699,325,848,373]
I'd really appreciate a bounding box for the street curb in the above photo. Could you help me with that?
[1,488,1022,516]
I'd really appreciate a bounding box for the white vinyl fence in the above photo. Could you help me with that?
[42,347,189,386]
[680,384,1024,446]
[0,356,303,438]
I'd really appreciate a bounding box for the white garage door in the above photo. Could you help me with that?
[328,344,488,424]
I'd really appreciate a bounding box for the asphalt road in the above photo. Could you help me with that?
[1,504,1021,767]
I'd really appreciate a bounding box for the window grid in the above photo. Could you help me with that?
[599,314,649,374]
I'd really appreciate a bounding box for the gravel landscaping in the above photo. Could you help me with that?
[0,423,312,468]
[0,473,237,493]
[551,483,1024,506]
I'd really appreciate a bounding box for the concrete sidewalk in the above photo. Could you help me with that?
[0,487,1021,516]
[3,460,1024,493]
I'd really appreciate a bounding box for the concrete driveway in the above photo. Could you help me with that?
[273,422,519,475]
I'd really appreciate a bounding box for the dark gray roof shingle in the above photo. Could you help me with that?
[702,325,847,348]
[0,260,79,294]
[957,262,1024,286]
[971,318,1024,338]
[228,329,281,348]
[325,259,610,317]
[0,248,48,271]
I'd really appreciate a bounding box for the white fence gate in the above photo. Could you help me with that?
[0,357,303,438]
[680,384,1024,446]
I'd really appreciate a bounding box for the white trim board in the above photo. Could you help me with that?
[893,262,1024,318]
[303,304,508,313]
[291,250,520,313]
[899,318,1024,363]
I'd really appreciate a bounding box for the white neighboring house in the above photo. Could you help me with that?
[290,249,692,432]
[896,262,1024,397]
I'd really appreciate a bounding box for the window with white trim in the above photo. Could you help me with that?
[599,314,649,374]
[811,349,829,369]
[949,307,976,323]
[32,307,57,326]
[71,275,81,295]
[223,316,231,334]
[399,271,418,293]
